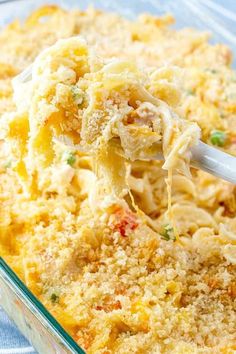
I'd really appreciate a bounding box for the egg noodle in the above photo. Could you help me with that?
[0,5,235,353]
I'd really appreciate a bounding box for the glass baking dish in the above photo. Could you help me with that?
[0,258,84,353]
[0,0,235,353]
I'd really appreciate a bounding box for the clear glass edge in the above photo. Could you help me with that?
[0,257,85,354]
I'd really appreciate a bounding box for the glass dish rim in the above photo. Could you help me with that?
[0,257,85,354]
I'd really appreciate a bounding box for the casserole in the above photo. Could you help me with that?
[0,1,235,353]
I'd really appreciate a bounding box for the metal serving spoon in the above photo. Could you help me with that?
[13,66,236,184]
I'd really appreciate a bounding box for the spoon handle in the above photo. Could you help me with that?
[191,141,236,184]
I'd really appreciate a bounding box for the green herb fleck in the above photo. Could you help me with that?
[186,89,195,96]
[160,224,175,241]
[4,160,12,169]
[210,130,226,147]
[71,85,83,105]
[50,293,59,304]
[205,68,217,74]
[219,112,225,119]
[63,151,76,166]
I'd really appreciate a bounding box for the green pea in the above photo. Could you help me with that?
[210,131,226,147]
